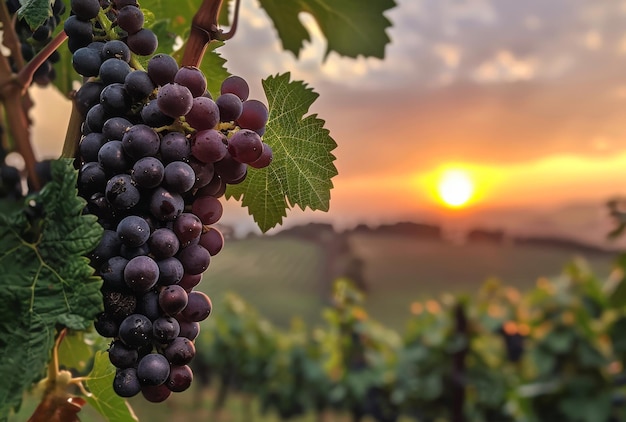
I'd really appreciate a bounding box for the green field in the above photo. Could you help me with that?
[198,232,618,331]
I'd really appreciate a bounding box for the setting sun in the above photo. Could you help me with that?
[437,169,474,208]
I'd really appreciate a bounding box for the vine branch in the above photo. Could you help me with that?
[181,0,225,67]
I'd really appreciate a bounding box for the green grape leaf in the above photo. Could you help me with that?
[85,351,138,422]
[139,0,201,38]
[51,42,77,97]
[197,41,229,99]
[58,332,95,374]
[226,72,337,232]
[0,159,103,418]
[17,0,51,30]
[257,0,396,59]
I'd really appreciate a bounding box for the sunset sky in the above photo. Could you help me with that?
[29,0,626,236]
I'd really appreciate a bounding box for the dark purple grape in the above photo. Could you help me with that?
[177,273,201,292]
[188,158,215,189]
[148,228,180,260]
[124,255,159,292]
[109,340,139,368]
[90,229,122,266]
[117,215,150,247]
[165,365,193,392]
[72,46,102,77]
[119,314,153,348]
[102,40,131,62]
[64,16,93,50]
[98,140,129,175]
[180,291,212,322]
[99,58,132,85]
[105,174,141,210]
[70,0,100,20]
[78,132,107,162]
[78,161,107,197]
[147,53,179,86]
[213,151,247,184]
[158,285,188,315]
[191,129,227,163]
[199,227,224,256]
[117,5,144,34]
[140,100,175,127]
[197,173,225,198]
[160,131,190,163]
[185,97,220,131]
[163,337,195,365]
[85,104,110,132]
[157,83,193,118]
[237,99,269,131]
[173,213,202,247]
[122,124,160,159]
[102,117,132,140]
[249,143,273,169]
[100,83,131,114]
[127,28,158,56]
[227,129,263,163]
[94,311,119,337]
[157,257,184,286]
[125,70,155,100]
[152,316,180,342]
[174,66,207,97]
[163,161,195,193]
[120,243,150,260]
[149,187,184,221]
[177,244,210,275]
[113,368,141,397]
[191,195,223,225]
[75,81,104,115]
[177,319,199,340]
[137,353,170,386]
[132,157,164,188]
[220,75,249,101]
[216,93,243,122]
[101,256,129,292]
[136,289,161,321]
[141,384,171,402]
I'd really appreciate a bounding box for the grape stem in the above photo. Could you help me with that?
[0,1,25,71]
[181,0,239,67]
[16,30,68,90]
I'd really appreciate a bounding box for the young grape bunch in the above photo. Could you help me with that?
[70,0,273,402]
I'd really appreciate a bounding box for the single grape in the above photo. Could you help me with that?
[147,53,179,86]
[77,161,107,197]
[85,104,110,132]
[89,229,122,266]
[140,100,175,127]
[165,365,193,392]
[185,97,220,131]
[160,131,191,164]
[173,213,203,247]
[72,46,102,77]
[117,5,144,34]
[237,99,269,131]
[120,243,150,260]
[75,81,104,115]
[124,255,160,292]
[191,129,227,163]
[177,319,200,340]
[127,28,158,56]
[101,256,129,292]
[197,173,225,198]
[220,75,249,101]
[100,83,131,114]
[177,273,201,292]
[176,244,210,275]
[125,70,155,100]
[101,40,131,62]
[148,228,180,260]
[70,0,100,20]
[119,313,153,348]
[152,316,180,343]
[132,157,164,188]
[248,143,273,169]
[163,336,196,365]
[109,339,139,368]
[99,58,132,85]
[149,187,184,221]
[113,368,141,397]
[157,83,193,118]
[227,129,263,163]
[163,161,195,193]
[136,289,162,321]
[199,227,224,256]
[64,16,94,51]
[102,117,132,141]
[98,140,129,175]
[159,285,188,315]
[117,215,151,247]
[122,124,160,159]
[105,174,141,210]
[157,257,184,286]
[214,152,248,184]
[141,384,171,402]
[216,93,243,121]
[137,353,170,386]
[180,291,212,322]
[188,158,215,189]
[174,66,207,97]
[191,195,223,225]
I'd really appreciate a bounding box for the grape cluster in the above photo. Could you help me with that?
[5,0,65,86]
[69,0,272,402]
